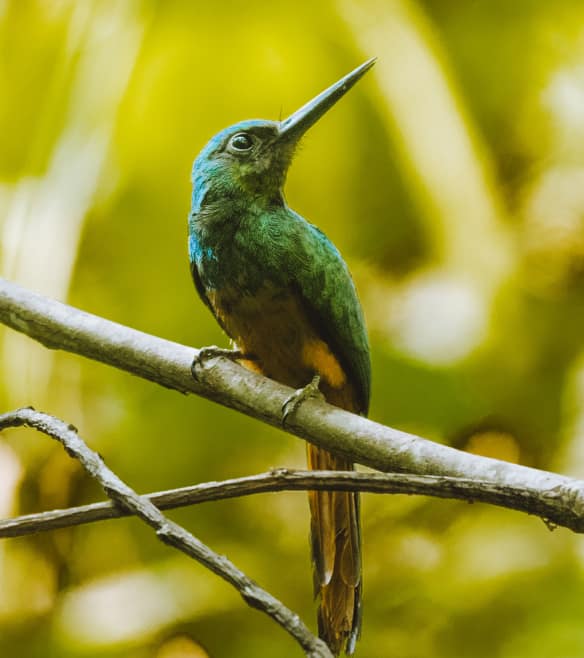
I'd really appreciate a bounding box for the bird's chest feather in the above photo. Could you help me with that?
[208,283,347,394]
[192,236,257,295]
[191,211,352,402]
[191,212,285,294]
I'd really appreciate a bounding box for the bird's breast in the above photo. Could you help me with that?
[207,283,348,397]
[191,220,269,296]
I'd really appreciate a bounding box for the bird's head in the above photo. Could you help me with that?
[191,58,376,212]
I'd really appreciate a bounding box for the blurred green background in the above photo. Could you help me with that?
[2,0,584,656]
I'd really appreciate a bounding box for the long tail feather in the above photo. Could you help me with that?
[307,444,362,656]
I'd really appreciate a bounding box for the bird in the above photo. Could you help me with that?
[188,60,374,655]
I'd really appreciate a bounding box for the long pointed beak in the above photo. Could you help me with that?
[277,58,376,142]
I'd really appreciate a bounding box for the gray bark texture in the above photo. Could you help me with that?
[1,277,583,533]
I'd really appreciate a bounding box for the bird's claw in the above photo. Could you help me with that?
[281,375,323,426]
[191,346,244,381]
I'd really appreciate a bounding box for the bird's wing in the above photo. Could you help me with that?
[190,259,212,312]
[190,259,231,335]
[291,217,371,415]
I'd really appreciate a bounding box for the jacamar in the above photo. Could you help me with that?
[188,60,373,655]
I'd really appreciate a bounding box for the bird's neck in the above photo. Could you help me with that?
[192,164,284,213]
[191,172,285,236]
[188,174,287,267]
[188,183,287,293]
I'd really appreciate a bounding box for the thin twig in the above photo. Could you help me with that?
[2,279,584,531]
[0,408,332,658]
[1,467,584,539]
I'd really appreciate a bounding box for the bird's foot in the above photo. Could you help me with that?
[197,345,244,362]
[281,375,324,426]
[191,345,246,381]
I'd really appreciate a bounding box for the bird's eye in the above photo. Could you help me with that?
[229,133,253,151]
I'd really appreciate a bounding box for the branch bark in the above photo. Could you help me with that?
[0,408,332,658]
[1,277,584,531]
[0,467,581,539]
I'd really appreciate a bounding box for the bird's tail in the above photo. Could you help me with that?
[306,443,361,656]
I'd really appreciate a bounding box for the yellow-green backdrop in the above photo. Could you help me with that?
[2,1,584,656]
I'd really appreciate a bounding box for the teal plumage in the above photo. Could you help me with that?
[189,61,374,655]
[190,194,370,413]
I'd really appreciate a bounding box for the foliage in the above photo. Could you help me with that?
[2,0,584,656]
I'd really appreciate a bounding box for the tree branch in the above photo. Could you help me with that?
[0,467,582,539]
[0,408,332,658]
[1,277,584,530]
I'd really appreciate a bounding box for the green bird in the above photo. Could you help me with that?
[189,60,374,655]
